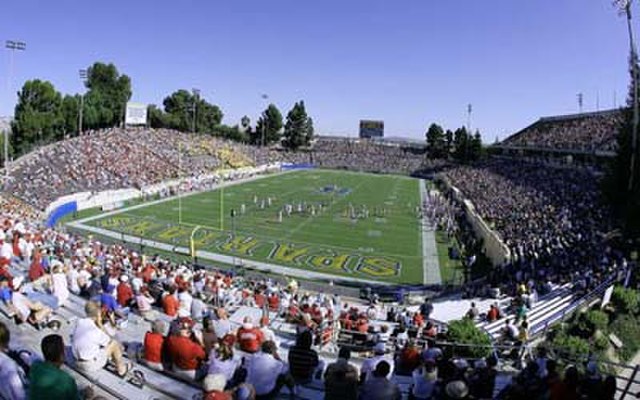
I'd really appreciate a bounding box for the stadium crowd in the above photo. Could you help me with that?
[442,159,625,301]
[501,110,623,153]
[5,128,443,211]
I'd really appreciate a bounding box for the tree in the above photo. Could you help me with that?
[307,117,315,144]
[254,104,283,146]
[83,62,132,129]
[161,90,223,133]
[469,131,483,161]
[445,129,453,157]
[283,101,312,150]
[11,79,64,155]
[605,55,640,235]
[147,104,167,128]
[61,94,79,136]
[452,126,470,162]
[425,123,445,158]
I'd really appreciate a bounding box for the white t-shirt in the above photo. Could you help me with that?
[136,294,154,312]
[67,269,80,294]
[178,291,193,317]
[72,318,111,361]
[0,242,13,260]
[51,272,69,306]
[11,293,31,321]
[0,351,27,400]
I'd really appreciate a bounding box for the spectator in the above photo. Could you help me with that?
[288,330,320,384]
[202,373,234,400]
[201,317,218,356]
[142,319,166,371]
[71,301,130,376]
[465,302,479,319]
[324,347,358,400]
[49,264,70,307]
[410,359,438,400]
[29,334,84,400]
[360,342,393,382]
[245,341,293,400]
[0,321,27,400]
[207,342,240,385]
[395,340,421,376]
[213,308,232,339]
[116,275,133,307]
[358,361,401,400]
[162,287,179,317]
[136,287,155,320]
[165,317,206,380]
[237,317,264,354]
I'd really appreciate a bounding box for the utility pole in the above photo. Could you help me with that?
[466,103,472,132]
[4,40,26,181]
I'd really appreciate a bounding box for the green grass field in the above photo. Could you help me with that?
[83,170,427,283]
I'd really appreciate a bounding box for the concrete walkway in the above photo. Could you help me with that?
[420,180,442,285]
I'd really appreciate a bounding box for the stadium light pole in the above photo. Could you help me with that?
[78,69,87,136]
[615,0,640,190]
[4,40,26,181]
[192,88,200,134]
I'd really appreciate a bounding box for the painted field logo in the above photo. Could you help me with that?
[90,215,402,279]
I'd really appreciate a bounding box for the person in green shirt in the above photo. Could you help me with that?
[29,334,89,400]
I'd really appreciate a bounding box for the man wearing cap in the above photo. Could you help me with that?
[360,342,393,383]
[142,319,166,371]
[237,316,264,354]
[202,373,233,400]
[166,317,206,380]
[116,275,133,308]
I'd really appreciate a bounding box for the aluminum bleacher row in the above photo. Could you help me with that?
[475,283,574,341]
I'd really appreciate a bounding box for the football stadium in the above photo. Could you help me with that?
[0,2,639,400]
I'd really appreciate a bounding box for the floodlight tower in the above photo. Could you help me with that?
[78,69,87,136]
[4,40,26,180]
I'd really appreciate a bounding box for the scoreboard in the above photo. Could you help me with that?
[359,120,384,139]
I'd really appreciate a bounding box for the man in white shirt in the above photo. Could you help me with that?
[177,288,193,318]
[259,316,279,347]
[245,341,293,398]
[72,301,129,375]
[0,321,27,400]
[360,342,394,382]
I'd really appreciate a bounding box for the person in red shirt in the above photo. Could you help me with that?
[162,287,179,317]
[142,264,155,283]
[236,316,264,353]
[395,341,421,375]
[143,319,166,371]
[28,251,46,282]
[267,293,279,311]
[413,312,425,328]
[116,275,134,307]
[487,304,499,322]
[166,318,206,380]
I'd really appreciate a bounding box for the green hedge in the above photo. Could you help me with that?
[551,332,591,360]
[445,318,492,359]
[611,287,639,315]
[609,315,640,362]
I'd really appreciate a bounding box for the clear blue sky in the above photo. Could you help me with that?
[0,0,632,141]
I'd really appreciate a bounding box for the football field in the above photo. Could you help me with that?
[81,170,428,284]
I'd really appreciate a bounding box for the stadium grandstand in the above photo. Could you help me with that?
[494,109,625,161]
[1,2,640,399]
